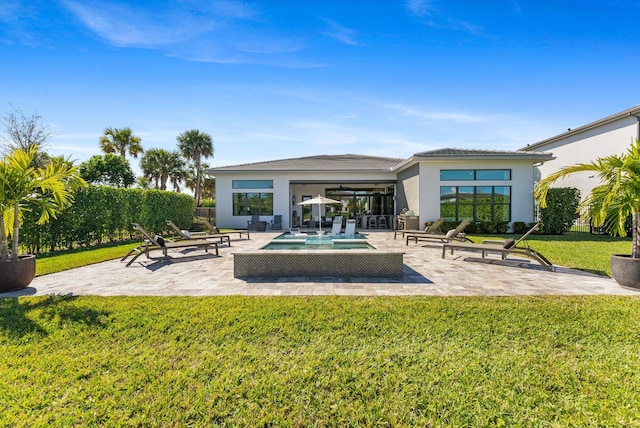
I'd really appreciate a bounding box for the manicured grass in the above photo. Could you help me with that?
[470,233,632,276]
[1,295,639,426]
[35,242,140,276]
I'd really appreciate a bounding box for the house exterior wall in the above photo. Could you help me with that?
[215,170,397,229]
[527,115,639,200]
[416,160,537,229]
[395,164,420,214]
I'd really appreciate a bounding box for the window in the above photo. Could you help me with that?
[233,193,273,215]
[440,169,511,181]
[232,180,273,189]
[440,186,511,222]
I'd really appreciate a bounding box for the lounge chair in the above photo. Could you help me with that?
[121,223,219,267]
[405,219,471,245]
[202,219,250,239]
[441,223,554,271]
[270,215,283,230]
[394,218,444,239]
[329,218,342,235]
[166,220,231,246]
[343,219,356,236]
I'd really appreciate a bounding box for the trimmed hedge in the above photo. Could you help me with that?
[19,186,195,253]
[539,187,580,234]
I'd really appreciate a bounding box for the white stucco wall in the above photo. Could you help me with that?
[529,116,639,200]
[214,170,397,229]
[417,160,538,228]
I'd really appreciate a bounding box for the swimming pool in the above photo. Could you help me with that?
[234,232,404,278]
[261,233,372,250]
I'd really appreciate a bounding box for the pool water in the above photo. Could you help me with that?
[261,232,373,250]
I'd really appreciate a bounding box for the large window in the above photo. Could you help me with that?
[232,180,273,189]
[440,186,511,222]
[440,169,511,181]
[233,193,273,215]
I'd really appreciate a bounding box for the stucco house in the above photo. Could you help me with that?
[207,149,553,230]
[522,105,640,200]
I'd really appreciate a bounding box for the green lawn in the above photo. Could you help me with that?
[469,232,632,276]
[1,296,639,426]
[35,242,139,276]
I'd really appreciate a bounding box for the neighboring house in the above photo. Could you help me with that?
[522,105,640,200]
[207,150,553,230]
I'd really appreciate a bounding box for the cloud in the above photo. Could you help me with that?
[380,102,487,123]
[320,19,361,46]
[405,0,436,18]
[60,0,312,65]
[405,0,483,36]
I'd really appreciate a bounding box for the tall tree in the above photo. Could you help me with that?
[99,127,143,159]
[140,148,186,191]
[177,129,213,206]
[79,154,135,188]
[1,107,52,168]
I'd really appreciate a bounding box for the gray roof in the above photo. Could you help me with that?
[207,154,403,173]
[523,105,640,151]
[412,147,553,160]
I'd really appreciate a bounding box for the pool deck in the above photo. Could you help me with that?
[2,231,638,297]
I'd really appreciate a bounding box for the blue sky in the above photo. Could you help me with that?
[1,0,639,171]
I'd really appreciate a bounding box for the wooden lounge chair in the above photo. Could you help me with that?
[394,217,444,239]
[405,219,471,245]
[121,223,219,267]
[202,219,250,239]
[441,223,554,271]
[166,220,231,246]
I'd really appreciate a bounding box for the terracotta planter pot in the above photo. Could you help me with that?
[611,254,640,290]
[0,255,36,292]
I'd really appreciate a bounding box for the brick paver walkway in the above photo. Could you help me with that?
[2,231,638,297]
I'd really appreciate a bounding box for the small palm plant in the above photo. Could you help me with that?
[0,146,86,262]
[535,139,640,286]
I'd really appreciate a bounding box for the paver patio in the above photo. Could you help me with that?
[2,231,638,297]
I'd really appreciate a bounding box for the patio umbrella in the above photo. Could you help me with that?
[298,195,341,234]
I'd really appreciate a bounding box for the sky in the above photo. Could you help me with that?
[1,0,639,172]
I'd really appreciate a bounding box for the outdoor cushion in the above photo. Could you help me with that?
[155,235,166,247]
[503,238,515,249]
[445,229,456,238]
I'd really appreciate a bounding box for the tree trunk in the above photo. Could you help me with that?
[10,203,19,260]
[633,210,639,259]
[0,212,8,262]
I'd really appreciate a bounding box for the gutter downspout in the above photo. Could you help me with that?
[632,113,640,141]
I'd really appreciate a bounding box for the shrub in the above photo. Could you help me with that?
[512,222,527,234]
[19,186,195,253]
[539,187,580,234]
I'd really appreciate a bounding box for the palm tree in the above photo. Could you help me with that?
[140,148,186,191]
[99,127,143,159]
[535,139,640,259]
[0,146,86,262]
[177,129,213,206]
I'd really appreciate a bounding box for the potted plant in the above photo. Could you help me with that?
[0,146,85,291]
[535,139,640,289]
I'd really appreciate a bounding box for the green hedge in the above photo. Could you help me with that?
[20,186,195,253]
[539,187,580,234]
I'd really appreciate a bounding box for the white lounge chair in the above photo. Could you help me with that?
[330,218,342,235]
[343,219,356,236]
